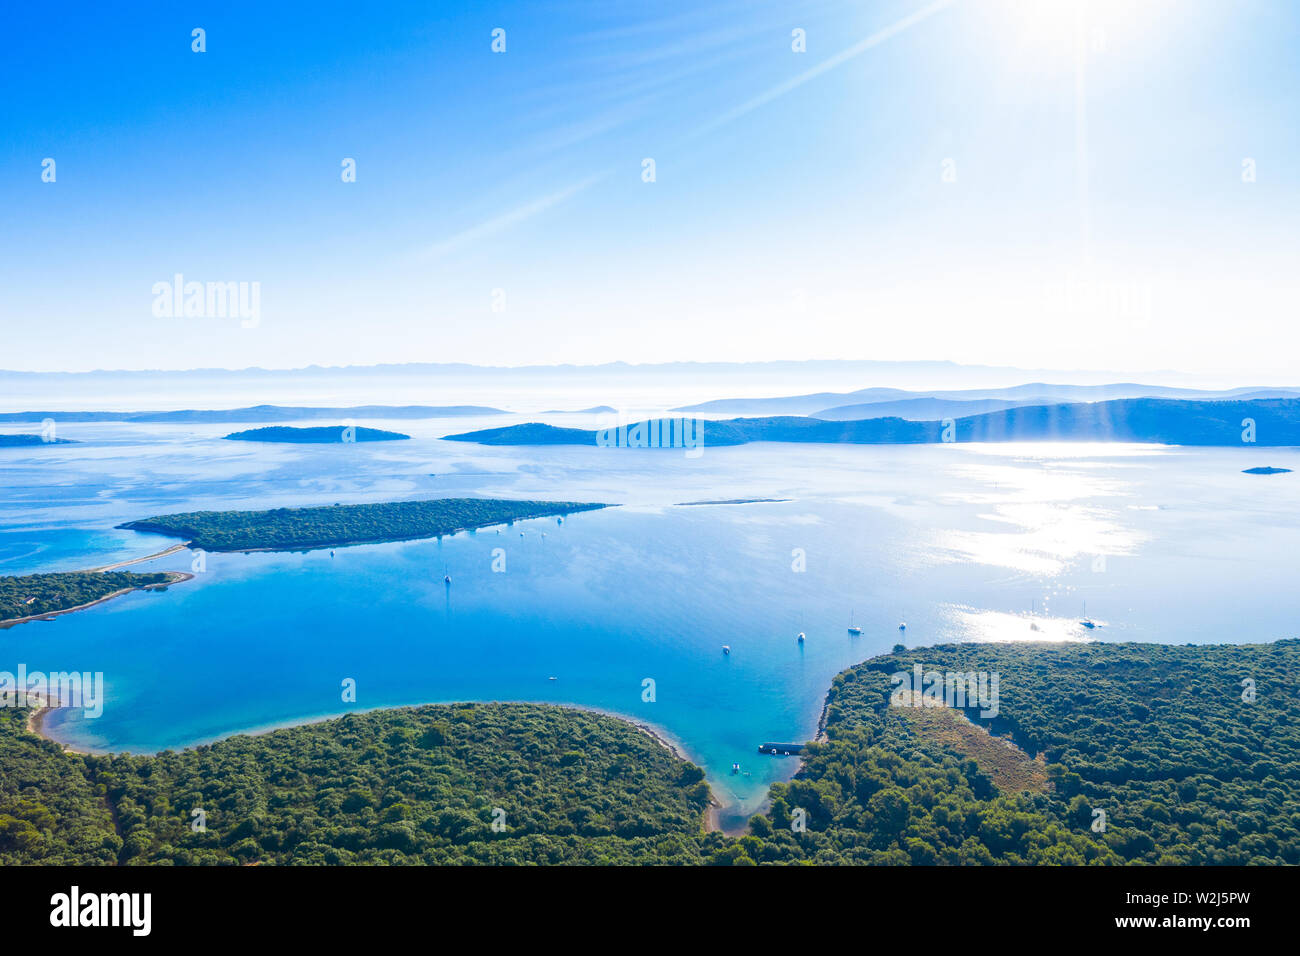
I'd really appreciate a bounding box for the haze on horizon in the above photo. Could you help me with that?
[2,0,1297,378]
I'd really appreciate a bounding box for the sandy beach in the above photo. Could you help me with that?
[89,542,191,571]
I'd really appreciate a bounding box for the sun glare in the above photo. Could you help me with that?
[999,0,1169,67]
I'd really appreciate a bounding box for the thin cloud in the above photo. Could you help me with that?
[417,173,607,260]
[690,0,958,138]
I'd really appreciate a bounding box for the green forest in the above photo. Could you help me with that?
[0,571,178,624]
[732,640,1300,865]
[3,641,1297,865]
[117,497,607,552]
[1,703,712,865]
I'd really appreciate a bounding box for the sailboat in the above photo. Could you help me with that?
[443,565,451,584]
[1029,598,1041,632]
[1080,601,1096,629]
[847,611,862,636]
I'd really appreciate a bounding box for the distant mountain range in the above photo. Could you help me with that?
[813,397,1033,421]
[540,406,618,414]
[443,398,1300,448]
[676,384,1300,417]
[0,404,505,424]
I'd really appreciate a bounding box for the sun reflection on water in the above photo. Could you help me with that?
[948,606,1098,643]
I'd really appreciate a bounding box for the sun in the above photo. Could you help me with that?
[998,0,1169,67]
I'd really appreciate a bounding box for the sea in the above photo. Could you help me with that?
[3,410,1298,828]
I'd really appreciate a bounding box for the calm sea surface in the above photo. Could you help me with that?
[3,418,1298,826]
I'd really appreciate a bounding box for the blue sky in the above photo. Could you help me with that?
[1,0,1297,376]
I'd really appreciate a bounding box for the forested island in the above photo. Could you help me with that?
[224,426,410,443]
[4,640,1298,864]
[118,497,607,552]
[0,571,185,627]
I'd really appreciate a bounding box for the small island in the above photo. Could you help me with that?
[224,426,411,443]
[675,498,792,506]
[1243,466,1292,475]
[0,570,189,628]
[118,497,607,552]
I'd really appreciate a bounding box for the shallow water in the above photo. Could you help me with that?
[3,424,1298,827]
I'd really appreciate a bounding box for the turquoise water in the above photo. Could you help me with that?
[4,423,1300,826]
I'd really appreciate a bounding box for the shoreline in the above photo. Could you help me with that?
[89,542,192,572]
[117,502,613,555]
[26,695,743,834]
[23,694,93,755]
[0,571,194,629]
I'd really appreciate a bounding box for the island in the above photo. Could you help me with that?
[444,397,1300,448]
[224,426,410,443]
[1243,466,1292,475]
[0,570,189,628]
[117,497,607,552]
[0,434,76,446]
[674,498,792,506]
[6,639,1299,865]
[444,417,931,446]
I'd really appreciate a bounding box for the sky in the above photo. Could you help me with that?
[1,0,1298,377]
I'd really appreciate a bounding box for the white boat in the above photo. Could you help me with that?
[847,611,862,635]
[797,631,805,643]
[1080,601,1097,629]
[898,622,907,631]
[722,645,731,655]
